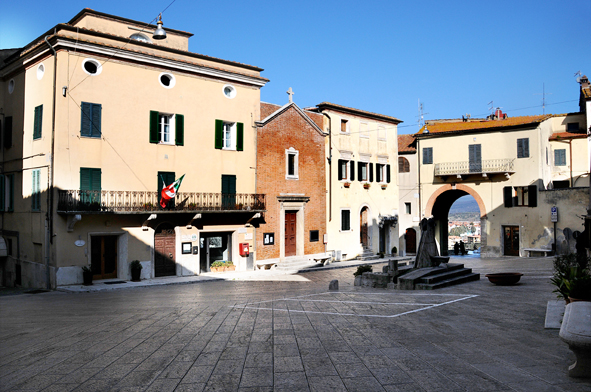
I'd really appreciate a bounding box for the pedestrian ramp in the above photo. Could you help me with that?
[231,292,478,318]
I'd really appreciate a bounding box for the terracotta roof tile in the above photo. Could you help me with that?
[417,115,551,135]
[398,134,416,153]
[549,132,587,141]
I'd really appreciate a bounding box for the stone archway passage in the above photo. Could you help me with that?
[424,184,487,256]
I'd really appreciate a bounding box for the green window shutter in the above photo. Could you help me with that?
[4,116,12,149]
[149,111,159,144]
[91,169,101,191]
[33,105,43,140]
[91,104,102,138]
[528,185,537,207]
[236,122,244,151]
[80,168,91,191]
[8,174,14,212]
[214,120,223,149]
[350,161,355,181]
[369,163,374,182]
[503,186,513,208]
[175,114,184,146]
[554,149,566,166]
[386,164,391,183]
[81,102,91,136]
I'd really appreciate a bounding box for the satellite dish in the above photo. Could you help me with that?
[576,76,582,83]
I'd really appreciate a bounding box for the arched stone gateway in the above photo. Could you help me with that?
[424,184,487,256]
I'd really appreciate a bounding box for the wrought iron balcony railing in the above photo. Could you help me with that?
[434,158,515,177]
[57,190,265,213]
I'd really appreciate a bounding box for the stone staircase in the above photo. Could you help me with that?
[356,247,379,261]
[275,255,328,271]
[398,263,480,290]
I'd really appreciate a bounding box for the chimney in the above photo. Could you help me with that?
[495,108,504,119]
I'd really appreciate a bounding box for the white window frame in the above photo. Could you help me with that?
[376,163,385,183]
[158,113,175,145]
[359,161,369,182]
[286,147,299,180]
[223,121,237,150]
[339,159,351,181]
[341,209,352,232]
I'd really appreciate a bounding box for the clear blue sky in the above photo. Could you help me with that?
[2,0,590,134]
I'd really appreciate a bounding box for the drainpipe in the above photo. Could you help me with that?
[322,112,332,222]
[44,29,57,290]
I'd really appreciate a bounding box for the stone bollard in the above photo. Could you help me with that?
[560,301,591,378]
[388,260,398,276]
[329,280,339,291]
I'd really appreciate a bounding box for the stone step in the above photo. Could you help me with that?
[419,268,475,284]
[275,260,323,271]
[415,273,480,290]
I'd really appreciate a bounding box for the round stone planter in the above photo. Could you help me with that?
[485,272,523,285]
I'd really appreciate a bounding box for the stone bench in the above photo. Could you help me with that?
[313,256,331,266]
[523,248,552,257]
[560,301,591,377]
[256,262,277,270]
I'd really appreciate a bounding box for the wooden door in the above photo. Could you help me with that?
[91,235,117,279]
[155,225,176,277]
[285,212,297,257]
[360,208,369,248]
[406,228,417,254]
[504,226,519,256]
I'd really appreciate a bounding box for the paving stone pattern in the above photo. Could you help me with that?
[1,256,591,391]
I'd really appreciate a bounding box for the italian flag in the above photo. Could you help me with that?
[160,174,185,208]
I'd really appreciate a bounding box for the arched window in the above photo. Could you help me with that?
[398,157,410,173]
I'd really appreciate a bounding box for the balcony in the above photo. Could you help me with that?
[57,190,266,214]
[434,158,515,178]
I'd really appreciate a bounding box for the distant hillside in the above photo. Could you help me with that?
[449,196,480,221]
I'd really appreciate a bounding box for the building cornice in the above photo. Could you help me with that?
[7,36,268,88]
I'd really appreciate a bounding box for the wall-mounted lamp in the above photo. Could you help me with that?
[62,86,67,97]
[152,14,167,40]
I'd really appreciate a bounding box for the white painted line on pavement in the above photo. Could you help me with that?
[231,292,479,318]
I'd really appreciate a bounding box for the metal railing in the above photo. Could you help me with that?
[57,190,265,213]
[434,158,514,176]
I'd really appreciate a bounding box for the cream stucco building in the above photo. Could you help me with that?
[416,106,589,258]
[310,103,401,260]
[0,9,268,288]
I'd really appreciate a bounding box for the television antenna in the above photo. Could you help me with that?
[417,99,428,128]
[575,70,582,83]
[534,83,552,115]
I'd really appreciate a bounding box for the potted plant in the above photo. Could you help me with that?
[224,260,236,271]
[551,253,591,303]
[130,260,142,281]
[211,261,225,272]
[363,183,370,189]
[391,246,398,256]
[353,264,372,277]
[343,182,351,188]
[381,184,387,190]
[82,266,93,285]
